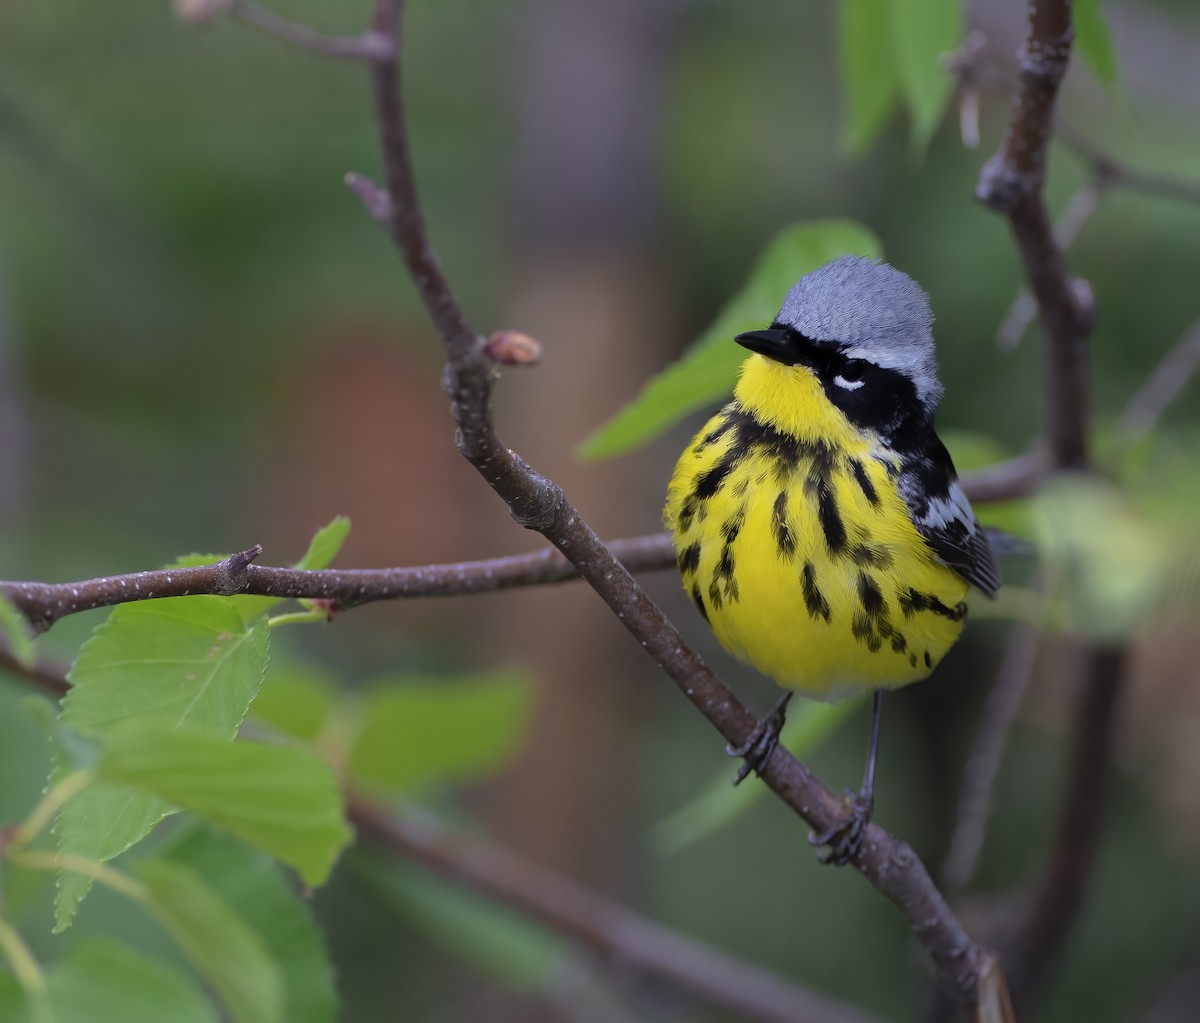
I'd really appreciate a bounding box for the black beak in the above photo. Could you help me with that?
[734,328,796,365]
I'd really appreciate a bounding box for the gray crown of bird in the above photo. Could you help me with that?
[775,255,943,404]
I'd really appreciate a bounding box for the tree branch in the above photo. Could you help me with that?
[976,1,1091,472]
[349,797,885,1023]
[0,448,1035,635]
[296,0,1006,1011]
[1003,646,1127,1016]
[975,8,1130,1020]
[0,535,676,634]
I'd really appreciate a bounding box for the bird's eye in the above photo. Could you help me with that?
[834,360,869,390]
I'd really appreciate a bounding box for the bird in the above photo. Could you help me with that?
[665,255,999,864]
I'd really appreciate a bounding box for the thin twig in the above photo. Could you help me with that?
[0,535,676,634]
[0,650,881,1023]
[178,0,388,60]
[1117,316,1200,444]
[996,183,1106,351]
[942,620,1042,891]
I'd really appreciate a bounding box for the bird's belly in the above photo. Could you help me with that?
[671,454,970,701]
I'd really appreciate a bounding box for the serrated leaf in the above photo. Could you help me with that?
[654,698,863,854]
[838,0,899,153]
[99,721,351,885]
[888,0,962,152]
[1074,0,1119,87]
[41,939,219,1023]
[137,858,284,1023]
[64,600,268,740]
[0,592,35,669]
[53,787,178,931]
[359,852,566,991]
[293,517,351,572]
[53,602,269,928]
[161,824,337,1023]
[349,671,533,794]
[579,221,883,460]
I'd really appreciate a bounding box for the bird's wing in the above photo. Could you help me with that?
[898,446,1002,597]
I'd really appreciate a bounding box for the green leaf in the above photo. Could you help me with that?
[250,663,337,743]
[888,0,962,152]
[654,697,864,854]
[1074,0,1119,87]
[41,939,219,1023]
[1032,476,1175,640]
[293,517,351,571]
[0,592,35,669]
[358,853,566,991]
[838,0,899,153]
[64,600,268,740]
[99,721,351,886]
[579,221,883,460]
[162,824,337,1023]
[53,600,269,929]
[137,858,284,1023]
[349,671,533,795]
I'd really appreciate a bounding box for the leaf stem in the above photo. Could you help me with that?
[0,918,53,1023]
[6,849,149,905]
[10,770,96,850]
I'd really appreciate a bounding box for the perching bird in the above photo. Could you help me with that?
[665,255,999,864]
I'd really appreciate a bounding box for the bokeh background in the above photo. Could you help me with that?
[2,1,1200,1020]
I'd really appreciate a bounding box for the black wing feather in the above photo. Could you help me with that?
[896,437,1002,598]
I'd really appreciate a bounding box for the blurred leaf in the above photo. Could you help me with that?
[888,0,962,152]
[54,600,268,929]
[579,221,883,460]
[0,592,35,669]
[939,429,1012,473]
[654,697,864,854]
[359,852,566,992]
[1033,476,1176,640]
[349,671,533,795]
[137,858,284,1023]
[250,663,337,743]
[838,0,899,153]
[1075,0,1120,87]
[99,721,351,886]
[161,824,337,1023]
[40,939,218,1023]
[293,516,351,571]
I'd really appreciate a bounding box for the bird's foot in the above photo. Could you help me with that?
[726,692,792,786]
[809,788,874,866]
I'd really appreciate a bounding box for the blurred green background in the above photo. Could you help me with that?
[2,1,1200,1020]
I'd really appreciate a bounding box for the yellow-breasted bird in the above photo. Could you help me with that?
[665,256,999,863]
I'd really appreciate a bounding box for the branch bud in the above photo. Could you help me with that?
[485,330,542,367]
[174,0,233,24]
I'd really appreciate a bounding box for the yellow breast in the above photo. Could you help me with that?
[665,357,969,701]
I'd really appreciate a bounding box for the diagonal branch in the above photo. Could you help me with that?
[330,0,1006,1012]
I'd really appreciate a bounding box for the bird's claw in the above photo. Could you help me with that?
[726,699,790,786]
[809,788,875,866]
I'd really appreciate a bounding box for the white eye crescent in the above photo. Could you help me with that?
[834,375,865,390]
